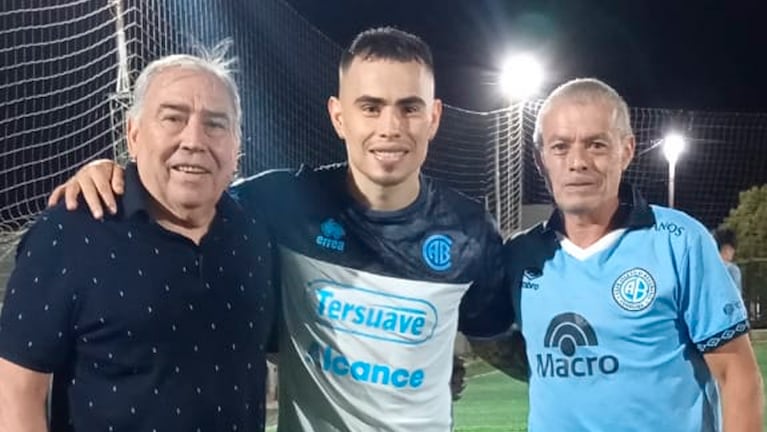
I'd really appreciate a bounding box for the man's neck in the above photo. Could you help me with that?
[347,170,420,212]
[562,198,620,248]
[148,200,215,245]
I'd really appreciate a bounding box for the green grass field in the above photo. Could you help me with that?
[453,339,767,431]
[453,359,529,431]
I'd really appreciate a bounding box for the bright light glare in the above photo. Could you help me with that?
[662,133,686,165]
[500,54,543,100]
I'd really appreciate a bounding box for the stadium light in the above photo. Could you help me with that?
[499,53,543,101]
[494,53,543,226]
[662,133,686,208]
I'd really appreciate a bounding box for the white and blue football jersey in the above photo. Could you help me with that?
[232,164,512,431]
[508,184,748,432]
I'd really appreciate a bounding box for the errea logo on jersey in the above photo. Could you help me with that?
[310,280,438,345]
[536,312,620,378]
[316,218,345,252]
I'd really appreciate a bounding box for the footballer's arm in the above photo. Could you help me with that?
[704,334,763,432]
[467,329,529,382]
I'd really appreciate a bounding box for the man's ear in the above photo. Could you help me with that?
[533,146,545,177]
[621,134,636,171]
[428,98,443,141]
[126,116,140,160]
[327,96,345,140]
[534,146,554,195]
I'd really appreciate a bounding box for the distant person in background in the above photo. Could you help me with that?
[714,227,743,294]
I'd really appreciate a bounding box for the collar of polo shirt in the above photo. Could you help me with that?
[119,162,238,227]
[120,163,151,221]
[544,182,655,235]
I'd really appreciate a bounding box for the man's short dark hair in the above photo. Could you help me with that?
[713,227,737,250]
[339,27,434,74]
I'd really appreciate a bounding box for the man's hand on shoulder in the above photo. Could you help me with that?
[47,159,125,219]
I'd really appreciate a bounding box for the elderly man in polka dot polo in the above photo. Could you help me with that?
[0,45,275,431]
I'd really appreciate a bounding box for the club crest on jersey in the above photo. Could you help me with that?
[316,218,345,252]
[612,268,656,311]
[422,234,452,271]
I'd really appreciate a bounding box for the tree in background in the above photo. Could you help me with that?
[723,185,767,258]
[722,184,767,325]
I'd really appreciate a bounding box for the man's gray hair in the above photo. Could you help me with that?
[533,78,632,148]
[127,40,241,139]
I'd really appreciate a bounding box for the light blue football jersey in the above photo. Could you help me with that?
[508,184,748,432]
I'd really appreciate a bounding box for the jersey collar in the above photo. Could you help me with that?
[543,182,656,234]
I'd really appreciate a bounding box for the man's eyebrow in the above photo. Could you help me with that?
[395,96,426,107]
[546,133,571,143]
[201,109,231,121]
[583,132,611,141]
[546,132,611,143]
[352,95,426,108]
[354,95,386,105]
[158,103,190,113]
[157,104,231,121]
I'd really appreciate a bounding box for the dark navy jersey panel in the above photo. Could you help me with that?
[233,164,499,285]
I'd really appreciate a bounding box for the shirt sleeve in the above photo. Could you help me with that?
[0,210,79,372]
[679,226,749,353]
[231,173,283,352]
[458,215,514,337]
[263,228,280,354]
[504,232,532,329]
[230,169,294,228]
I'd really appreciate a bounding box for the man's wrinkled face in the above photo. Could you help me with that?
[127,67,239,215]
[538,99,634,216]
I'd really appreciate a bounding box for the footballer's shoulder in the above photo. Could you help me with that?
[649,205,711,240]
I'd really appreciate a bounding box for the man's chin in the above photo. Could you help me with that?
[557,200,598,216]
[368,172,411,188]
[166,189,219,210]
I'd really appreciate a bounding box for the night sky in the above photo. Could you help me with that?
[284,0,767,113]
